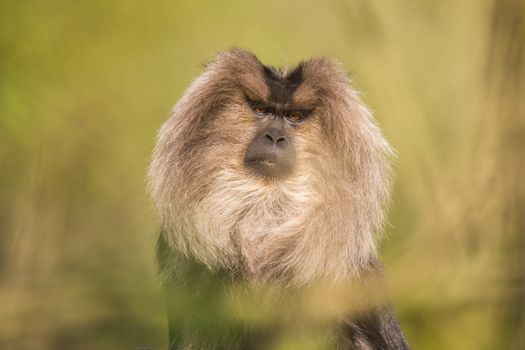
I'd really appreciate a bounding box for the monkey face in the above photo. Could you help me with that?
[243,98,321,180]
[204,60,334,185]
[241,65,312,180]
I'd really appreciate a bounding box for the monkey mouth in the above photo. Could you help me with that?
[244,156,292,179]
[254,159,276,167]
[246,158,278,170]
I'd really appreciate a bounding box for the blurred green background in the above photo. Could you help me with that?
[1,0,524,349]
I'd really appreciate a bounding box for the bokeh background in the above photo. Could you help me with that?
[1,0,524,349]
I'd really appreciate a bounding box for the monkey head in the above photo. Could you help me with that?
[148,49,394,285]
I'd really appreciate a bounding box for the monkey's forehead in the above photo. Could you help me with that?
[210,48,344,108]
[261,64,303,105]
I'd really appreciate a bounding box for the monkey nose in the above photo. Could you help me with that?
[263,128,287,146]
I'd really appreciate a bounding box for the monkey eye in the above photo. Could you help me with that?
[285,112,306,124]
[253,107,266,115]
[249,103,270,117]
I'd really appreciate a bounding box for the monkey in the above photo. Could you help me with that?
[148,48,410,349]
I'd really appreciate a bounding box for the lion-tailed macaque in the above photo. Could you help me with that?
[148,48,410,349]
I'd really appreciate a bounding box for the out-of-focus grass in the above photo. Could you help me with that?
[0,0,523,349]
